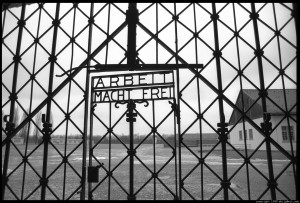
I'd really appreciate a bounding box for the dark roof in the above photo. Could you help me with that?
[228,89,297,125]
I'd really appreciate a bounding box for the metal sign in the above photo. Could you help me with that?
[91,71,174,103]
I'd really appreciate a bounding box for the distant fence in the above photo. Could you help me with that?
[52,138,94,145]
[12,137,24,145]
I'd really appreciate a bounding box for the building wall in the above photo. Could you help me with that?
[229,115,297,152]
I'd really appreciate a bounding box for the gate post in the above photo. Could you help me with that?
[40,3,60,200]
[211,3,229,200]
[126,100,137,200]
[126,3,139,68]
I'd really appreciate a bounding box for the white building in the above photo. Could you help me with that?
[228,89,297,152]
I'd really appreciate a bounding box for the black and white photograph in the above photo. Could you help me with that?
[1,3,298,200]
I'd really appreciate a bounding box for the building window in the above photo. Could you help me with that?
[282,126,294,142]
[244,130,247,140]
[249,129,253,140]
[239,131,242,141]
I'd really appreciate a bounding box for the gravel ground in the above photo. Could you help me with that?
[2,144,296,200]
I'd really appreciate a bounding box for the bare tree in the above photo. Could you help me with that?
[19,109,29,143]
[50,111,54,126]
[2,110,4,129]
[13,106,19,127]
[2,110,5,139]
[33,111,42,144]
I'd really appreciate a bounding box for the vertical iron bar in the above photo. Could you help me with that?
[193,3,204,200]
[108,102,112,200]
[63,5,77,200]
[126,3,138,198]
[172,72,178,200]
[292,3,298,200]
[41,3,60,200]
[152,100,156,200]
[105,3,111,65]
[126,3,138,67]
[21,3,43,199]
[250,3,276,200]
[153,2,158,200]
[293,3,298,37]
[83,3,94,200]
[88,100,95,200]
[211,3,229,200]
[107,4,111,200]
[173,3,182,200]
[127,100,135,200]
[2,3,26,200]
[1,5,7,37]
[232,3,252,200]
[274,3,297,200]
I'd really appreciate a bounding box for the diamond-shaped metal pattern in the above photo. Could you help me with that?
[2,3,297,200]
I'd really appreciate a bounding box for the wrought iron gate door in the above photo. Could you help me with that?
[88,71,179,200]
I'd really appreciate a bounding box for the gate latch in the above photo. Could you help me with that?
[88,166,100,183]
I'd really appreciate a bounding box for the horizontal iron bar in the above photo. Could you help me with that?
[56,64,203,77]
[89,64,203,72]
[92,70,173,77]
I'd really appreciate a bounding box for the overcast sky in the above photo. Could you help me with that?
[2,3,297,136]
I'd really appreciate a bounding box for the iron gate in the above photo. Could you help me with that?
[88,70,179,200]
[1,3,298,200]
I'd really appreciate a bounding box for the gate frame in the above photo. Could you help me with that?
[87,68,182,200]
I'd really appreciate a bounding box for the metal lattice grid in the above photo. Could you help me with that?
[1,3,298,200]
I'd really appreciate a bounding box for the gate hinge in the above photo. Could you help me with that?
[260,112,272,135]
[169,100,180,124]
[4,115,15,136]
[217,122,228,142]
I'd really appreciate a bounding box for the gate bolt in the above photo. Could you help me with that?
[127,149,136,156]
[40,177,49,186]
[23,156,28,163]
[267,180,278,189]
[198,158,204,164]
[244,158,250,164]
[62,156,68,163]
[152,173,158,179]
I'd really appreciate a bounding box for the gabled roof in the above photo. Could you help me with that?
[228,89,297,125]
